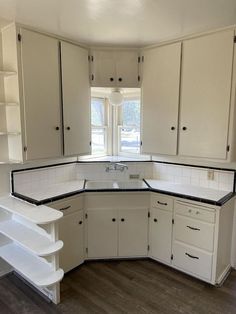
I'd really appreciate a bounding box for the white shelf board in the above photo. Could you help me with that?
[0,243,64,287]
[0,160,22,165]
[0,71,16,77]
[0,197,63,224]
[0,102,19,107]
[0,131,21,136]
[0,219,63,256]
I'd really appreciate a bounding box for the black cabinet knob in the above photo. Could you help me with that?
[171,126,175,130]
[112,218,116,222]
[78,221,83,225]
[154,218,157,222]
[118,77,122,82]
[67,126,71,130]
[55,126,60,130]
[110,77,114,82]
[182,126,187,131]
[121,218,125,222]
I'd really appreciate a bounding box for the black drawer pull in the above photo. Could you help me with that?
[78,221,83,225]
[59,205,71,211]
[112,218,116,222]
[157,201,167,206]
[154,218,158,222]
[185,253,199,260]
[187,225,200,231]
[121,218,125,222]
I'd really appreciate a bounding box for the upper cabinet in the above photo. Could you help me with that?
[20,29,62,160]
[90,50,140,87]
[179,30,234,159]
[142,29,235,160]
[60,41,91,156]
[142,43,181,155]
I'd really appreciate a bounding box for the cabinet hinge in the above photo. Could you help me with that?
[23,146,27,152]
[141,56,144,62]
[91,74,94,81]
[234,36,236,43]
[89,141,92,146]
[88,55,90,61]
[140,141,143,146]
[147,245,150,251]
[172,219,174,224]
[86,248,88,254]
[85,213,88,219]
[227,145,230,152]
[148,211,150,218]
[17,34,22,42]
[91,55,94,62]
[171,254,173,260]
[138,75,140,81]
[138,56,141,63]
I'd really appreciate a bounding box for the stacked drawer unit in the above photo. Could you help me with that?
[172,199,234,284]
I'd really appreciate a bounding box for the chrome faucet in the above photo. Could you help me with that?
[105,162,128,172]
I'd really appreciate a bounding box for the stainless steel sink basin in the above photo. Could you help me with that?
[85,180,147,190]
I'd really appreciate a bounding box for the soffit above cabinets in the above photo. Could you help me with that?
[0,0,236,47]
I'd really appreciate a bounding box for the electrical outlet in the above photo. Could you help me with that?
[129,174,140,179]
[207,170,214,180]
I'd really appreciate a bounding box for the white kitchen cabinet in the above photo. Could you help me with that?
[87,208,118,258]
[118,208,148,257]
[142,43,181,155]
[60,41,91,156]
[20,28,62,160]
[59,210,84,273]
[149,207,173,265]
[178,29,234,159]
[90,50,140,87]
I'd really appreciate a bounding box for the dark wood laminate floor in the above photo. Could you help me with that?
[1,259,236,314]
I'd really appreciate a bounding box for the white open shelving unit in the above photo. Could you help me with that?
[0,196,64,304]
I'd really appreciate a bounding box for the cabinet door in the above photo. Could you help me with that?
[59,210,84,273]
[91,50,116,87]
[115,51,139,87]
[142,43,181,155]
[20,29,62,160]
[118,208,148,257]
[179,30,234,159]
[87,209,118,258]
[60,41,91,156]
[149,208,172,264]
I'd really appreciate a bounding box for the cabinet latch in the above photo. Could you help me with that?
[172,219,174,224]
[147,245,150,251]
[17,34,22,42]
[23,146,27,152]
[148,212,150,218]
[171,254,173,260]
[85,213,88,219]
[227,145,230,152]
[234,36,236,43]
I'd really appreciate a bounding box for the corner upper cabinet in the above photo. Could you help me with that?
[141,43,181,155]
[90,50,140,87]
[20,29,62,160]
[178,30,234,159]
[60,41,91,156]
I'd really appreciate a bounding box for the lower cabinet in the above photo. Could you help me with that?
[59,210,84,273]
[149,207,173,264]
[87,207,148,258]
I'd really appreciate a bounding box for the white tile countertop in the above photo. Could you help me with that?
[145,179,232,203]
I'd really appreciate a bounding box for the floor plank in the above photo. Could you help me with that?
[1,259,236,314]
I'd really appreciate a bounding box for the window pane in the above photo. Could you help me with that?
[91,98,105,126]
[92,128,106,154]
[122,100,140,126]
[120,127,140,154]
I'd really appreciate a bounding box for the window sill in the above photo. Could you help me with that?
[77,155,151,162]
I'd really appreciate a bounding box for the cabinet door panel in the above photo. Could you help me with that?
[20,29,62,160]
[149,208,172,264]
[91,51,116,87]
[179,30,234,159]
[59,210,84,273]
[142,43,181,155]
[87,209,118,258]
[118,208,148,257]
[116,51,139,87]
[61,42,91,156]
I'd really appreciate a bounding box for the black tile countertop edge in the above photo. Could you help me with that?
[11,184,235,207]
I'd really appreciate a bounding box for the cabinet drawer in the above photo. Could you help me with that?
[151,194,173,211]
[50,196,83,215]
[175,201,215,223]
[173,242,213,281]
[174,215,215,251]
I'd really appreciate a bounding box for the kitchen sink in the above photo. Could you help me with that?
[85,180,148,190]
